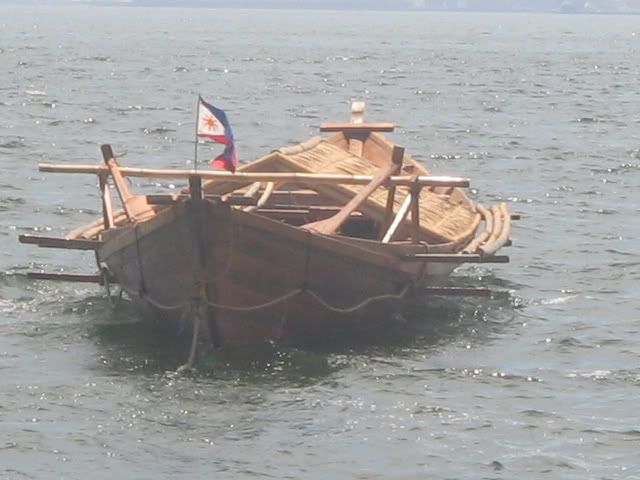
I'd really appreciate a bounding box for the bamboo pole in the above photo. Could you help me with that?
[320,123,395,133]
[381,145,405,237]
[410,182,422,244]
[39,163,470,188]
[19,234,103,250]
[402,253,510,264]
[101,145,135,221]
[245,181,276,212]
[382,193,412,243]
[99,172,114,230]
[479,203,512,256]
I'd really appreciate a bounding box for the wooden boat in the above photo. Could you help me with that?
[21,102,513,363]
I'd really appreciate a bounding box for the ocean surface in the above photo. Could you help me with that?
[1,6,639,479]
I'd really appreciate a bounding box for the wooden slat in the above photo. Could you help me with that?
[402,253,510,263]
[19,234,103,251]
[410,184,421,243]
[39,163,469,188]
[188,175,203,202]
[145,194,258,206]
[382,146,404,235]
[319,122,395,133]
[27,272,105,284]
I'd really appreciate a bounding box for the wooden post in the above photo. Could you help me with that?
[99,172,114,230]
[101,144,139,221]
[188,175,203,203]
[410,181,422,243]
[381,146,405,237]
[351,101,365,124]
[348,101,365,157]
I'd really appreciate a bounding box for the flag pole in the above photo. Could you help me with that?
[194,95,200,172]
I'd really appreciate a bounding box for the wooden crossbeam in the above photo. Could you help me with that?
[27,272,116,284]
[319,122,395,133]
[19,234,103,251]
[402,253,510,263]
[39,164,470,188]
[145,194,258,206]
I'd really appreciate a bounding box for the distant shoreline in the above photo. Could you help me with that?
[1,2,639,15]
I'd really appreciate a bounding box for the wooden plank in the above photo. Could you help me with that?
[101,144,135,221]
[19,234,103,250]
[402,253,510,263]
[319,122,395,133]
[348,133,365,157]
[39,163,470,188]
[381,146,405,235]
[27,272,107,284]
[145,194,258,206]
[410,184,421,243]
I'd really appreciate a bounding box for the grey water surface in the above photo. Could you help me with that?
[1,6,639,479]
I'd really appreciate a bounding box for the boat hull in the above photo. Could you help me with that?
[99,199,458,346]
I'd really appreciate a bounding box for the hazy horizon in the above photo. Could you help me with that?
[1,0,640,14]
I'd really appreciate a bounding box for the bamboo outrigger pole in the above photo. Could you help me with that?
[38,163,470,188]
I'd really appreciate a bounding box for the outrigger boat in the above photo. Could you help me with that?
[21,102,514,366]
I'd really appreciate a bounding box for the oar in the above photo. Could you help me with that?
[303,146,404,235]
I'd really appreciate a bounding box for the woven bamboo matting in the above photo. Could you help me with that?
[277,140,478,243]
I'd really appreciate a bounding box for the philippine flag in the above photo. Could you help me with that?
[196,96,238,172]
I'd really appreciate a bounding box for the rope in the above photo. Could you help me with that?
[139,290,189,312]
[204,288,303,312]
[200,284,411,314]
[178,304,203,372]
[304,284,411,314]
